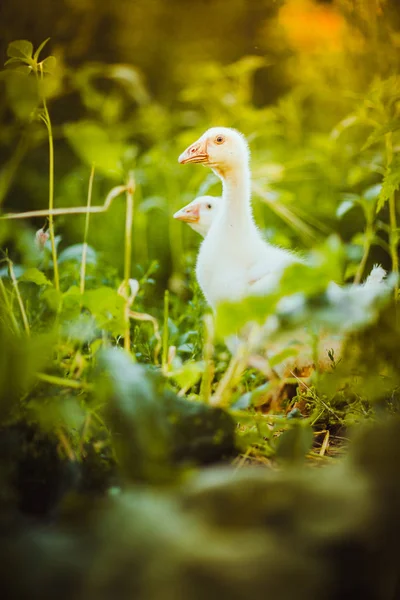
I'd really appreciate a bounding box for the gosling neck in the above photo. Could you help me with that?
[216,160,256,231]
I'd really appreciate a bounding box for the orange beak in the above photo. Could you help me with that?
[178,137,209,165]
[173,203,200,223]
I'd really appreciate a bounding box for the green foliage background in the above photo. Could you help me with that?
[1,1,400,597]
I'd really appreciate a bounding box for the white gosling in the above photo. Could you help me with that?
[178,127,300,309]
[173,196,220,238]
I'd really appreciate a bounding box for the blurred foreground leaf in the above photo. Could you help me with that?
[97,349,236,482]
[97,348,173,483]
[0,318,53,422]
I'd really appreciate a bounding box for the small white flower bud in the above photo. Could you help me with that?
[35,228,49,250]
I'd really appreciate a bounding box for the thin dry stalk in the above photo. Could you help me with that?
[57,428,76,461]
[211,344,248,407]
[0,185,127,220]
[36,372,93,389]
[123,174,135,353]
[80,164,95,294]
[319,430,330,456]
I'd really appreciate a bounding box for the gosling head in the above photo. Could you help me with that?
[178,127,250,176]
[173,195,219,237]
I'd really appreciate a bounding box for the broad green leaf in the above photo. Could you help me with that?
[83,286,123,315]
[6,40,33,61]
[4,57,24,67]
[62,313,97,343]
[233,382,273,409]
[58,243,97,265]
[19,267,51,286]
[64,120,125,178]
[170,361,204,390]
[83,286,125,335]
[60,286,82,322]
[42,287,62,311]
[40,55,57,75]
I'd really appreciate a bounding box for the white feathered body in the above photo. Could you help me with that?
[195,161,299,308]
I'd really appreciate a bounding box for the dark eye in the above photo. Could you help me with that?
[215,135,225,144]
[207,204,212,209]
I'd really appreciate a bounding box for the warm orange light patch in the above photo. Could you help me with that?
[279,0,346,53]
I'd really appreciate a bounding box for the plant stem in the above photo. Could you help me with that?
[7,259,30,335]
[37,372,93,389]
[162,290,169,373]
[123,174,135,352]
[39,67,59,291]
[385,132,399,299]
[354,225,373,284]
[80,164,95,294]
